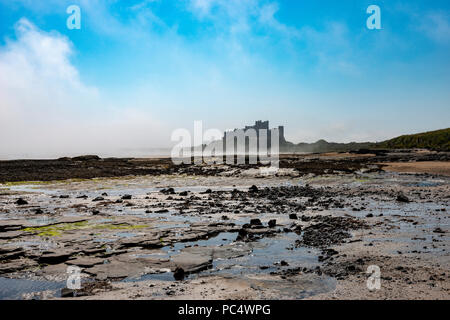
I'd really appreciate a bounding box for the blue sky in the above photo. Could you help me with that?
[0,0,449,158]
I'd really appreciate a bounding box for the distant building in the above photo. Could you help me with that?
[222,120,286,155]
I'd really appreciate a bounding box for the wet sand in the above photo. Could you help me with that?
[380,161,450,177]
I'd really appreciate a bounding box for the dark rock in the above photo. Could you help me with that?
[179,191,188,196]
[173,267,185,281]
[92,210,100,215]
[34,208,44,215]
[92,197,104,202]
[268,219,277,228]
[72,155,100,161]
[16,198,28,205]
[59,195,70,199]
[121,195,132,200]
[161,188,175,195]
[249,185,259,192]
[289,214,298,220]
[433,228,446,234]
[250,219,262,226]
[102,193,108,196]
[366,213,374,218]
[236,229,248,241]
[77,195,88,199]
[61,288,76,298]
[293,225,302,233]
[221,216,229,220]
[396,193,410,203]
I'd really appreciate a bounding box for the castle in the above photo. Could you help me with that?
[222,121,286,154]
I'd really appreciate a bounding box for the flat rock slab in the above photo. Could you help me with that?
[0,258,38,274]
[0,220,24,232]
[181,244,252,261]
[0,231,23,239]
[21,218,88,229]
[86,261,145,280]
[66,257,105,268]
[39,250,78,264]
[41,263,70,276]
[171,251,213,273]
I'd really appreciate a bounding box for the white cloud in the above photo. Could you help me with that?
[0,19,167,159]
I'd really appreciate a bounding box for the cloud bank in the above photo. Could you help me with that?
[0,19,167,159]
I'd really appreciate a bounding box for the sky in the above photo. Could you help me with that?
[0,0,449,158]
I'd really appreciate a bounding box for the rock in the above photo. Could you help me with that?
[179,191,188,196]
[38,251,74,264]
[61,288,76,298]
[34,208,44,215]
[204,189,212,194]
[171,251,212,273]
[67,257,104,267]
[92,210,100,215]
[161,188,175,195]
[16,198,28,205]
[268,219,277,228]
[280,260,289,266]
[433,228,446,234]
[173,267,185,281]
[236,229,248,241]
[92,197,104,202]
[250,219,262,226]
[72,155,100,161]
[102,193,108,196]
[59,195,70,199]
[366,213,374,218]
[249,185,259,192]
[0,231,23,240]
[221,216,229,221]
[87,261,147,279]
[121,195,132,200]
[396,193,410,203]
[289,214,298,220]
[0,259,35,273]
[77,195,88,199]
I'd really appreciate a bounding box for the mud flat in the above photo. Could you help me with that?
[0,150,449,300]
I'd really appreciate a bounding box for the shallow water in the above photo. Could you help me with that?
[0,277,65,300]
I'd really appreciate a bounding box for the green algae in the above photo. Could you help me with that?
[23,221,148,237]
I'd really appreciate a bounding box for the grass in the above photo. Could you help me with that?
[376,128,450,151]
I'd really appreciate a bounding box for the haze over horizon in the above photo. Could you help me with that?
[1,0,449,159]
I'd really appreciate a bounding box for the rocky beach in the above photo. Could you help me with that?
[0,150,448,300]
